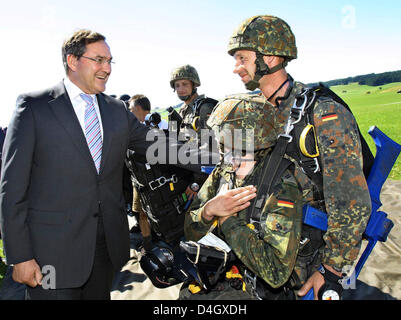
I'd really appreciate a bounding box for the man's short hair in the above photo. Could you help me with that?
[62,29,106,74]
[129,94,151,112]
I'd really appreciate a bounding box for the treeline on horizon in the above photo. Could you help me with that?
[308,70,401,87]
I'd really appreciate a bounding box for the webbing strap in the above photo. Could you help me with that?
[247,141,293,226]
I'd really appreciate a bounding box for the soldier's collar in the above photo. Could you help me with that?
[187,94,205,106]
[275,75,295,110]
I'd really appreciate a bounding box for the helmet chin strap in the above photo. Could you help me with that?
[245,53,288,91]
[178,87,197,102]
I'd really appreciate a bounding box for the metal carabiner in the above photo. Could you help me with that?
[290,92,308,126]
[243,269,262,300]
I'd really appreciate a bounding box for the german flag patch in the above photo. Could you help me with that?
[277,200,294,208]
[322,113,338,122]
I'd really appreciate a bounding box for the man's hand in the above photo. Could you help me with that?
[202,184,257,221]
[12,259,43,287]
[297,270,324,300]
[297,264,343,300]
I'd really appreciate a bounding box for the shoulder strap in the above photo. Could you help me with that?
[246,150,293,229]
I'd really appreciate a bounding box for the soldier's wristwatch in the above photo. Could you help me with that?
[317,265,343,300]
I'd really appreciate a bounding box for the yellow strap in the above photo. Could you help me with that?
[189,282,202,294]
[226,271,243,279]
[247,223,255,230]
[299,124,320,158]
[192,116,199,131]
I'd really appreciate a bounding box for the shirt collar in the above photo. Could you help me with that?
[63,77,97,104]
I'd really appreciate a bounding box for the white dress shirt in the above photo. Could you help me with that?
[63,77,104,139]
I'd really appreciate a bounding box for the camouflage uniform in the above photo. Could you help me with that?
[227,15,371,274]
[182,95,311,300]
[178,94,216,148]
[170,65,219,186]
[275,79,371,271]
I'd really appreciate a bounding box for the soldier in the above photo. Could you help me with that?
[181,95,311,300]
[169,65,219,200]
[226,15,372,299]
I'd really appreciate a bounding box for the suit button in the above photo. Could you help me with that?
[93,213,99,217]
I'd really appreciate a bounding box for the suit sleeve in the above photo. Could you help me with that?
[0,95,36,264]
[127,110,153,156]
[313,99,371,270]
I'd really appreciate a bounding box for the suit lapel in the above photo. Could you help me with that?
[48,82,98,175]
[96,94,114,175]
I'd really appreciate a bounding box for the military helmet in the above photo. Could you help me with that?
[170,64,201,89]
[227,15,297,60]
[207,94,277,152]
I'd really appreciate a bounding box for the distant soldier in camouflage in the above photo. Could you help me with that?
[181,95,311,300]
[227,15,371,299]
[170,64,219,199]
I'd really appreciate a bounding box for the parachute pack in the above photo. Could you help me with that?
[125,149,192,245]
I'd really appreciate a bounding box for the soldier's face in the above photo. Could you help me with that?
[233,50,257,84]
[174,79,193,97]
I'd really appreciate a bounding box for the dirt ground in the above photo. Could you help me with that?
[1,180,399,300]
[110,179,401,300]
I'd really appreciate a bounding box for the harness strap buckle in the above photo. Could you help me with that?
[149,174,177,191]
[277,133,293,143]
[300,157,320,174]
[243,269,262,300]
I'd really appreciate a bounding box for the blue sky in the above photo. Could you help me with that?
[0,0,400,127]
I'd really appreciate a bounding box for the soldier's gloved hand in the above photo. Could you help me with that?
[317,265,344,300]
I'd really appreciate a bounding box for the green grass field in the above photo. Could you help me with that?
[0,239,6,287]
[330,82,401,180]
[159,82,401,179]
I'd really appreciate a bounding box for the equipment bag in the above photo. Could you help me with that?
[126,149,192,245]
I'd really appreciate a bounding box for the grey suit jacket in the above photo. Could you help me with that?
[0,81,151,288]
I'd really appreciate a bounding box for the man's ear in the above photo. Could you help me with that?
[66,54,78,72]
[262,55,283,68]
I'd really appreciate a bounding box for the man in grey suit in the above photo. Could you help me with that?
[0,30,153,299]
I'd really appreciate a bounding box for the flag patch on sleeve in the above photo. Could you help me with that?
[277,200,294,208]
[322,113,338,122]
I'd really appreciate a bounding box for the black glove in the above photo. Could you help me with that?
[317,265,344,300]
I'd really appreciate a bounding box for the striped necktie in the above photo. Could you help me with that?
[80,93,102,174]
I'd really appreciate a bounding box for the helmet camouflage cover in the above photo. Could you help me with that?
[170,64,201,89]
[227,15,297,60]
[207,93,277,152]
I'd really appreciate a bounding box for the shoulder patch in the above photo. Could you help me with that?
[321,112,338,122]
[277,199,294,208]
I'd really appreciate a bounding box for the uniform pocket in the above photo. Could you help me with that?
[263,213,293,258]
